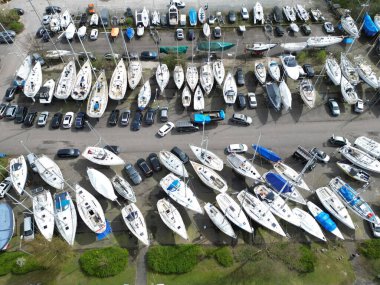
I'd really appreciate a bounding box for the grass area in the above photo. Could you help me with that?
[0,9,24,33]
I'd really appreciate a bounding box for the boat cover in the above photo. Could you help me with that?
[363,13,379,37]
[315,212,337,232]
[126,27,134,40]
[338,185,358,206]
[167,179,180,191]
[189,8,197,25]
[252,144,282,162]
[0,203,14,250]
[266,172,293,193]
[126,211,138,222]
[193,114,211,123]
[197,41,235,52]
[160,46,188,54]
[55,192,70,211]
[97,220,112,240]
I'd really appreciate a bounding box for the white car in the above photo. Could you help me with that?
[62,112,74,128]
[370,216,380,238]
[157,122,174,137]
[354,99,364,113]
[172,0,186,9]
[208,15,216,25]
[176,28,184,40]
[241,7,249,20]
[0,177,12,198]
[248,93,257,108]
[90,29,98,40]
[226,144,248,154]
[42,15,52,25]
[37,111,49,127]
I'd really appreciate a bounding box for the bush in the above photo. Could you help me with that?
[214,247,234,267]
[0,252,43,276]
[360,239,380,259]
[79,247,129,278]
[147,245,204,274]
[8,22,24,33]
[125,17,133,26]
[315,50,327,63]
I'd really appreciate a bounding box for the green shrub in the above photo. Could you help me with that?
[315,50,327,63]
[11,256,44,274]
[297,51,307,64]
[125,17,133,26]
[79,247,129,278]
[8,21,24,33]
[0,252,43,276]
[147,245,204,274]
[214,247,234,267]
[360,239,380,259]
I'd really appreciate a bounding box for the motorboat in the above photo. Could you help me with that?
[354,136,380,159]
[182,85,191,108]
[283,6,296,22]
[295,4,309,21]
[77,26,87,38]
[156,63,170,93]
[253,2,264,24]
[263,172,306,205]
[72,59,92,100]
[24,61,42,100]
[254,184,300,227]
[54,191,77,245]
[216,193,253,233]
[158,150,188,177]
[186,64,198,91]
[329,177,377,223]
[87,168,117,202]
[307,36,343,48]
[213,60,225,86]
[226,153,261,181]
[9,155,27,195]
[86,70,108,118]
[203,23,210,37]
[204,203,236,238]
[354,57,379,89]
[280,42,307,52]
[273,161,310,191]
[280,55,299,80]
[315,187,355,229]
[64,23,75,40]
[111,175,136,202]
[339,145,380,173]
[39,79,55,104]
[336,162,370,183]
[340,76,358,105]
[0,203,14,250]
[200,63,214,95]
[325,56,342,86]
[128,60,142,90]
[340,53,360,86]
[35,155,64,190]
[126,27,135,40]
[169,4,179,26]
[50,13,60,32]
[279,80,292,111]
[136,24,144,37]
[135,7,149,27]
[299,79,316,109]
[189,8,197,26]
[254,62,266,85]
[268,60,281,82]
[193,85,204,111]
[31,187,54,241]
[55,59,76,99]
[173,64,184,90]
[246,43,277,52]
[109,59,127,100]
[265,82,281,112]
[310,8,323,21]
[157,198,188,239]
[290,23,300,33]
[189,144,224,171]
[237,190,286,237]
[137,80,151,110]
[198,7,206,24]
[90,13,99,26]
[151,10,160,26]
[223,72,237,105]
[13,55,32,87]
[341,14,359,38]
[121,203,149,245]
[292,208,326,241]
[82,146,124,166]
[160,173,203,214]
[252,144,281,163]
[75,184,106,233]
[190,161,227,193]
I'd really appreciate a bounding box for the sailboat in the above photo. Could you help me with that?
[307,36,343,48]
[283,6,296,22]
[31,187,54,241]
[341,14,359,38]
[141,7,150,27]
[213,59,225,87]
[340,53,360,86]
[339,145,380,173]
[279,80,292,111]
[186,64,198,92]
[111,175,136,202]
[54,191,77,245]
[35,155,64,190]
[204,203,237,238]
[75,184,106,233]
[273,161,310,191]
[292,207,327,241]
[253,2,264,24]
[193,85,204,111]
[173,64,184,90]
[254,62,266,84]
[121,203,149,246]
[299,79,316,109]
[268,60,281,82]
[336,162,370,183]
[50,13,60,32]
[82,146,125,166]
[200,63,214,95]
[151,11,160,26]
[189,144,224,171]
[325,56,342,86]
[226,153,261,180]
[354,136,380,159]
[246,43,277,52]
[137,80,151,110]
[354,57,379,89]
[190,161,228,193]
[24,61,42,100]
[265,82,281,112]
[87,168,118,202]
[160,173,203,214]
[280,55,299,81]
[71,59,92,100]
[39,79,55,104]
[109,59,127,100]
[158,150,188,177]
[182,85,192,108]
[156,63,170,93]
[9,155,27,195]
[157,198,188,239]
[128,60,142,90]
[55,59,76,99]
[168,4,179,26]
[340,76,358,105]
[295,4,309,21]
[64,22,76,40]
[13,55,32,87]
[280,42,308,52]
[0,203,14,250]
[223,72,237,105]
[86,70,108,118]
[60,10,71,29]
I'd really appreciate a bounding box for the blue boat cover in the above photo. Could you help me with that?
[193,114,211,123]
[96,220,112,240]
[0,203,14,250]
[189,8,197,25]
[167,179,180,192]
[126,27,134,40]
[315,212,337,232]
[265,172,293,193]
[363,13,379,37]
[338,185,359,206]
[252,144,282,162]
[55,192,70,211]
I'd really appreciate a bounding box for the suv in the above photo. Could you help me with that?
[310,147,330,163]
[228,11,236,23]
[37,111,49,127]
[124,163,142,185]
[275,25,285,36]
[51,112,63,129]
[171,146,189,164]
[57,148,80,158]
[75,112,86,129]
[237,93,246,109]
[4,87,17,102]
[248,93,257,108]
[120,109,131,126]
[329,134,350,146]
[230,113,252,126]
[301,24,312,35]
[108,109,120,126]
[23,111,37,127]
[137,158,153,177]
[144,108,156,125]
[175,121,199,133]
[5,105,18,120]
[148,153,162,171]
[159,107,168,122]
[15,106,28,123]
[131,111,143,131]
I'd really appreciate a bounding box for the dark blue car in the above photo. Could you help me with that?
[140,51,158,60]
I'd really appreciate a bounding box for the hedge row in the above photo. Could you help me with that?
[0,252,44,276]
[360,239,380,259]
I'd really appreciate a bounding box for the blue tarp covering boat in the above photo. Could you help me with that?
[315,212,337,232]
[96,220,112,240]
[252,144,282,162]
[126,27,134,40]
[189,8,197,26]
[55,192,70,211]
[0,203,14,250]
[363,13,379,37]
[167,179,180,191]
[265,172,294,194]
[191,110,225,124]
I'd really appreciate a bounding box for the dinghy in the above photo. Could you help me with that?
[87,168,117,202]
[341,14,359,38]
[273,161,310,191]
[0,203,14,250]
[279,80,292,111]
[354,136,380,159]
[216,193,253,233]
[280,42,307,52]
[156,63,170,93]
[307,36,343,48]
[252,144,282,163]
[173,64,184,90]
[55,60,76,99]
[13,55,32,87]
[339,145,380,173]
[86,70,108,118]
[336,162,370,183]
[126,27,135,40]
[137,80,151,110]
[295,4,309,21]
[299,79,316,109]
[169,5,178,26]
[54,191,77,245]
[268,60,281,82]
[265,82,281,112]
[158,150,188,177]
[354,57,379,89]
[72,59,92,100]
[31,187,54,241]
[340,53,360,86]
[109,59,127,100]
[82,146,125,166]
[121,203,149,245]
[198,7,206,24]
[160,173,203,214]
[204,203,237,238]
[157,198,188,239]
[200,63,214,95]
[246,43,277,52]
[136,24,144,37]
[193,85,204,111]
[203,23,210,37]
[24,61,42,100]
[315,187,355,229]
[213,60,225,86]
[253,2,264,24]
[190,161,228,193]
[186,64,198,91]
[111,175,136,202]
[280,55,299,80]
[182,85,192,108]
[9,155,27,195]
[35,155,64,190]
[39,79,55,104]
[340,76,358,105]
[283,6,296,22]
[189,144,224,171]
[254,62,266,85]
[128,61,142,90]
[226,153,261,180]
[75,184,106,233]
[325,56,342,86]
[223,72,237,105]
[292,208,326,241]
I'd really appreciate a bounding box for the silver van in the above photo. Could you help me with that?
[23,214,35,241]
[175,121,199,133]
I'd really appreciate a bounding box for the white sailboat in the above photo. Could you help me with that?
[158,150,188,177]
[9,155,27,195]
[64,23,75,40]
[325,56,342,86]
[35,155,64,190]
[254,62,266,85]
[279,80,292,111]
[283,6,296,22]
[77,26,86,38]
[160,173,203,214]
[280,55,300,80]
[87,168,118,202]
[340,76,358,105]
[141,7,150,27]
[182,85,192,108]
[168,5,178,26]
[354,57,379,89]
[292,207,327,241]
[299,79,316,109]
[55,59,76,99]
[354,136,380,159]
[200,63,214,95]
[39,79,55,104]
[111,175,136,203]
[203,23,210,37]
[246,43,277,52]
[253,2,264,24]
[13,55,32,87]
[45,50,72,59]
[90,14,98,26]
[86,70,108,118]
[193,85,205,111]
[280,42,308,52]
[339,145,380,173]
[268,60,281,82]
[121,203,149,245]
[213,60,225,86]
[189,144,224,171]
[173,64,184,90]
[295,4,309,21]
[157,199,188,239]
[336,162,370,183]
[190,161,228,193]
[186,64,198,91]
[307,36,343,48]
[82,146,125,166]
[156,63,170,93]
[54,191,77,245]
[204,203,237,238]
[24,61,42,100]
[340,53,360,86]
[128,60,142,90]
[341,14,359,38]
[223,72,237,105]
[60,10,71,29]
[31,187,55,241]
[273,161,310,191]
[226,153,261,181]
[71,59,92,100]
[137,80,151,110]
[109,59,127,100]
[151,10,160,25]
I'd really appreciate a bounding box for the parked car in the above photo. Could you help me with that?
[310,147,330,163]
[354,99,364,113]
[5,104,18,120]
[131,111,143,131]
[148,153,162,172]
[125,7,133,17]
[140,51,158,60]
[303,64,315,78]
[104,53,120,60]
[144,108,156,125]
[23,111,37,127]
[328,98,340,116]
[171,146,189,164]
[159,107,168,122]
[237,93,247,109]
[187,29,195,40]
[26,153,38,173]
[124,163,142,185]
[45,5,61,14]
[248,93,257,108]
[4,87,17,102]
[328,134,350,146]
[62,112,74,128]
[175,121,199,132]
[173,0,186,9]
[0,30,16,38]
[275,25,285,36]
[122,51,139,60]
[108,109,120,126]
[32,53,45,66]
[137,158,153,177]
[241,7,249,20]
[157,122,174,137]
[37,111,49,127]
[36,27,49,38]
[75,112,86,129]
[15,106,28,124]
[176,28,184,40]
[79,13,88,26]
[104,145,120,155]
[230,113,252,126]
[324,21,335,33]
[51,112,62,128]
[42,14,52,25]
[78,52,96,61]
[0,177,12,198]
[236,67,245,86]
[213,26,222,38]
[90,29,98,40]
[228,11,236,23]
[0,103,9,119]
[301,24,312,35]
[0,35,14,44]
[370,216,380,238]
[23,213,35,241]
[208,15,216,24]
[226,144,248,153]
[120,109,131,126]
[57,148,81,158]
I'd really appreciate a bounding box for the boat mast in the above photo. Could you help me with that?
[99,12,118,67]
[120,27,131,66]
